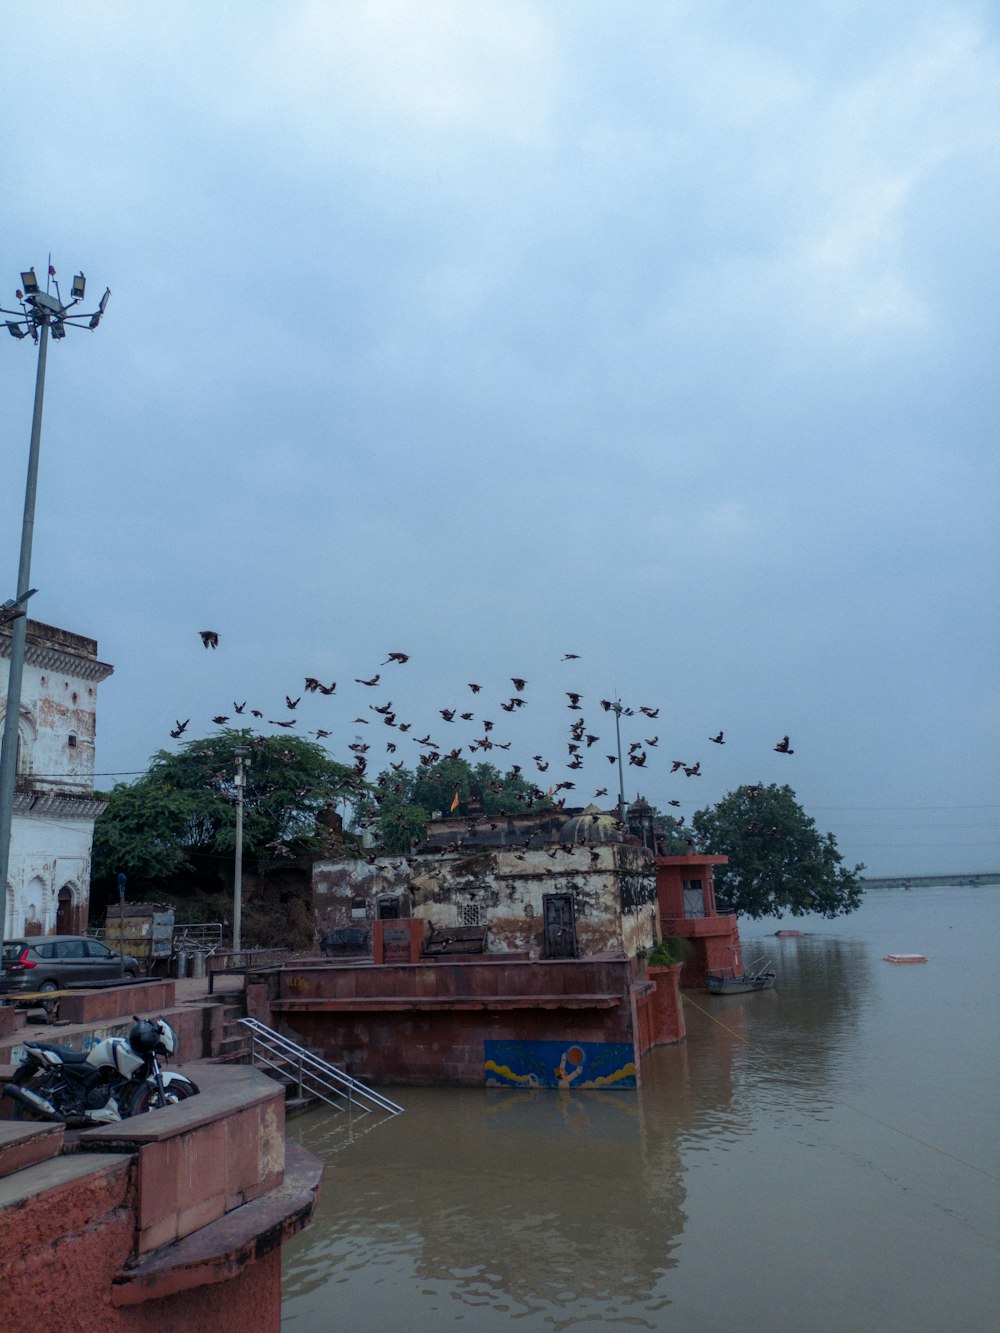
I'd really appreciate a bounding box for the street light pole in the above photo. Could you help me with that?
[232,747,250,954]
[0,266,110,950]
[609,696,634,827]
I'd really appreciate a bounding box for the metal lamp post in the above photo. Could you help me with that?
[0,265,110,954]
[608,696,634,827]
[232,747,251,954]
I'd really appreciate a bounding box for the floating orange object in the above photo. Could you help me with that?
[883,954,929,964]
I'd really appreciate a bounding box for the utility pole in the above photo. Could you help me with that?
[608,695,634,828]
[232,747,250,953]
[0,266,109,959]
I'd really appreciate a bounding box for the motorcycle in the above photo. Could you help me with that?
[2,1015,199,1126]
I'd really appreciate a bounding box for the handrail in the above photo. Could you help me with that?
[238,1017,404,1117]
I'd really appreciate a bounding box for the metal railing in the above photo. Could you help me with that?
[238,1017,404,1118]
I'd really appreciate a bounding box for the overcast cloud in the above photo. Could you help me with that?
[1,1,997,877]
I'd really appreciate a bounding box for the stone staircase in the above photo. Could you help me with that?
[216,999,253,1064]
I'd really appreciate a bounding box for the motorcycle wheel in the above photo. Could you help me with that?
[3,1091,44,1121]
[129,1077,199,1115]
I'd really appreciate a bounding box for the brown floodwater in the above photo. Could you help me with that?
[282,886,1000,1331]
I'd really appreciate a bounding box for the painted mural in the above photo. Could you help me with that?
[484,1039,637,1090]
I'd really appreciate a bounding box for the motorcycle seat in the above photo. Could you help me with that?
[24,1042,91,1063]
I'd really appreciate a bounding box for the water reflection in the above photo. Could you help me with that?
[286,1084,688,1326]
[283,892,1000,1332]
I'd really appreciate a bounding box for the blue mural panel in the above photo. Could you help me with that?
[484,1039,636,1090]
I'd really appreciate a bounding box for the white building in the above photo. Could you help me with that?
[0,619,113,936]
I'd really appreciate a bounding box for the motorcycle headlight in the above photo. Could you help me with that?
[155,1019,178,1056]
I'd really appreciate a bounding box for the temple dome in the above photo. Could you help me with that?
[558,804,623,845]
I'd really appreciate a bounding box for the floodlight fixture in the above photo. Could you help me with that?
[71,272,86,300]
[6,322,25,339]
[50,321,66,340]
[20,270,39,295]
[99,287,110,313]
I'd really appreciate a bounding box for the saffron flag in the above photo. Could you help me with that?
[450,790,460,812]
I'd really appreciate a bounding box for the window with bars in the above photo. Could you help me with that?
[459,902,484,927]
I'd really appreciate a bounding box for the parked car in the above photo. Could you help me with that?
[0,935,140,1003]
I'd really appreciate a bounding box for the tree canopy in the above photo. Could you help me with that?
[692,783,864,919]
[92,730,364,891]
[356,757,555,852]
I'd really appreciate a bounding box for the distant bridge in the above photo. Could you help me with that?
[862,872,1000,890]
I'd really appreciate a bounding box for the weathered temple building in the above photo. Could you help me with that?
[0,619,113,936]
[313,805,660,961]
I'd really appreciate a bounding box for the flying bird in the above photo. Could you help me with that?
[710,731,725,744]
[670,760,685,772]
[355,675,380,687]
[211,715,228,725]
[561,653,580,660]
[169,719,189,739]
[684,762,701,776]
[645,737,659,747]
[566,693,582,709]
[233,702,246,714]
[270,719,296,728]
[314,729,331,739]
[774,736,794,754]
[639,706,659,719]
[251,709,263,719]
[440,709,456,722]
[460,712,473,721]
[199,630,218,649]
[594,787,608,797]
[511,677,527,692]
[468,683,482,693]
[286,696,300,710]
[668,799,680,807]
[383,652,410,665]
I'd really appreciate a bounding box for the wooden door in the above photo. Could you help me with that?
[543,893,578,958]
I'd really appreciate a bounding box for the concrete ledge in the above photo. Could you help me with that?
[59,980,177,1025]
[110,1141,323,1306]
[79,1064,287,1255]
[270,993,624,1013]
[0,1120,65,1179]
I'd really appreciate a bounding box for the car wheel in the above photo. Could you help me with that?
[123,970,138,980]
[35,979,60,1019]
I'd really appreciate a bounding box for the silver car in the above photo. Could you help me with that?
[0,935,140,1004]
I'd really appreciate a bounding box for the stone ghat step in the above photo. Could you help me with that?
[269,993,624,1013]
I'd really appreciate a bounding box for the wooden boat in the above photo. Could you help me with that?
[706,957,776,994]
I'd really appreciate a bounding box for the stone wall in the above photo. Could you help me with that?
[251,954,683,1086]
[0,1065,320,1331]
[313,843,658,960]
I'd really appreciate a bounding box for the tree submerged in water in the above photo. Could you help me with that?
[693,783,864,919]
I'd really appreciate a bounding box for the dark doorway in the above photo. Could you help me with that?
[56,886,74,934]
[543,893,578,958]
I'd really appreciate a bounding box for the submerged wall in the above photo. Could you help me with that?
[250,954,685,1088]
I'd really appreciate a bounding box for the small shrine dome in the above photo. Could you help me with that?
[558,804,623,845]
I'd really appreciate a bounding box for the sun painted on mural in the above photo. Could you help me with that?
[484,1040,637,1090]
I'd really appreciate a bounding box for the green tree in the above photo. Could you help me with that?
[92,730,365,891]
[692,783,864,919]
[355,757,554,852]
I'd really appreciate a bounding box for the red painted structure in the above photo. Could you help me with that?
[248,954,685,1087]
[654,854,743,988]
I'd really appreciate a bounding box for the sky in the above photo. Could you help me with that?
[1,1,997,878]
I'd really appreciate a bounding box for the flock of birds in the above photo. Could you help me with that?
[174,631,795,824]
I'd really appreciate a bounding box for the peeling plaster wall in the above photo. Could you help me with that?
[0,621,113,936]
[313,843,658,959]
